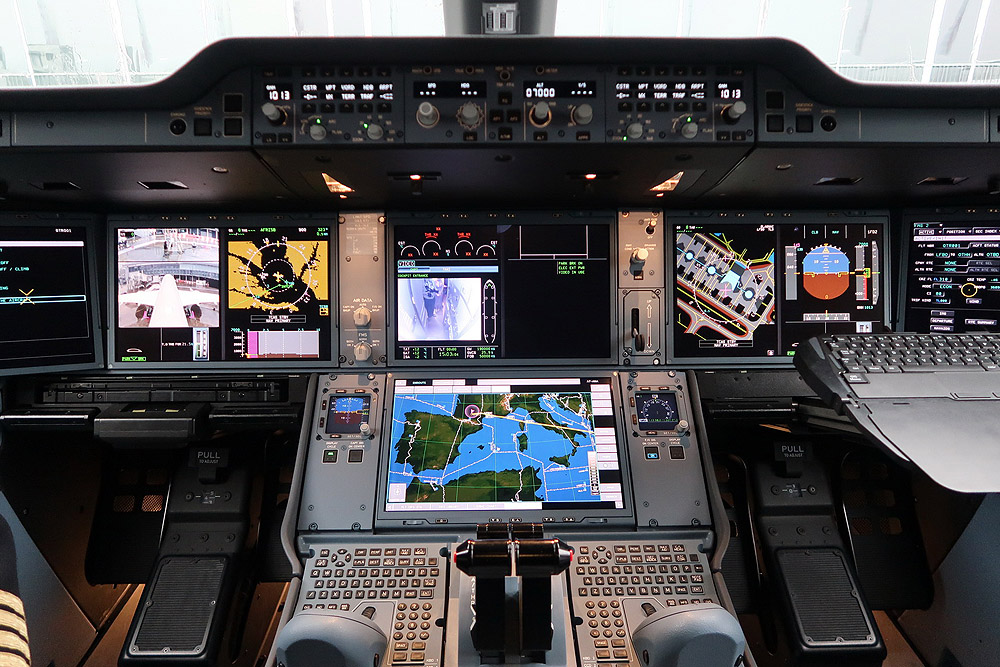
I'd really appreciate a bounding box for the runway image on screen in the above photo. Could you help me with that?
[117,229,220,329]
[385,378,621,512]
[397,277,483,342]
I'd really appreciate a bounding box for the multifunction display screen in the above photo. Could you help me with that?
[394,216,612,361]
[385,377,622,513]
[906,218,1000,333]
[114,225,331,364]
[325,395,372,434]
[0,225,98,371]
[673,219,886,359]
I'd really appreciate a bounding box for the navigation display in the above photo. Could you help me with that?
[393,214,613,362]
[0,223,100,373]
[113,220,332,365]
[672,216,887,359]
[905,215,1000,333]
[385,377,622,512]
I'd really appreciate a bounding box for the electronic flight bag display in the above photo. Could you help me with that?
[392,212,613,362]
[112,218,333,365]
[672,213,888,360]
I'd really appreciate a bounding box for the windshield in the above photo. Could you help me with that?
[1,0,998,88]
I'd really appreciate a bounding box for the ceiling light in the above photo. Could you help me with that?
[321,173,354,193]
[650,171,684,192]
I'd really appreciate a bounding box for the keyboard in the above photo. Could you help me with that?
[823,333,1000,380]
[794,333,1000,493]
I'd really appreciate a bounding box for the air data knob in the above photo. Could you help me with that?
[353,342,372,362]
[630,248,649,274]
[458,101,481,128]
[679,121,699,139]
[723,100,748,124]
[626,122,644,140]
[416,101,440,128]
[366,123,384,140]
[309,123,328,141]
[353,307,372,327]
[531,101,552,126]
[261,102,286,124]
[572,103,594,125]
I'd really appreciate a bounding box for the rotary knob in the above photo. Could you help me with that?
[353,307,372,327]
[458,101,482,129]
[416,101,439,128]
[309,123,328,141]
[676,419,690,435]
[353,342,372,362]
[625,122,644,140]
[630,248,649,275]
[359,422,372,437]
[679,121,699,139]
[722,100,748,124]
[366,123,384,140]
[571,103,593,125]
[531,101,552,126]
[261,102,286,125]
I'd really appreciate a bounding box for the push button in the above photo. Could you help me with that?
[348,449,364,463]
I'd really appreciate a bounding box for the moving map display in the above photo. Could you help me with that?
[673,217,886,359]
[113,222,332,364]
[385,377,622,512]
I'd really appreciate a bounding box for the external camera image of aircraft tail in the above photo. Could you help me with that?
[118,273,220,328]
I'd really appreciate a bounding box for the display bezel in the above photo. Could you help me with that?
[387,211,618,366]
[667,211,892,366]
[374,371,635,528]
[901,208,1000,334]
[107,213,337,371]
[0,213,104,377]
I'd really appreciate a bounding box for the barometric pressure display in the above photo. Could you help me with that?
[634,391,680,430]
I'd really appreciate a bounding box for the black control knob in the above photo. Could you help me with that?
[416,101,440,128]
[679,120,699,139]
[261,102,286,125]
[722,100,748,124]
[366,123,385,140]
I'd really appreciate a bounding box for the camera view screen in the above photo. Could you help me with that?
[673,219,885,358]
[394,218,612,361]
[385,377,622,512]
[906,218,1000,333]
[0,226,97,371]
[114,225,331,363]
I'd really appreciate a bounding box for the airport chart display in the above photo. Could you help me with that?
[673,220,885,358]
[385,377,622,512]
[113,224,331,364]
